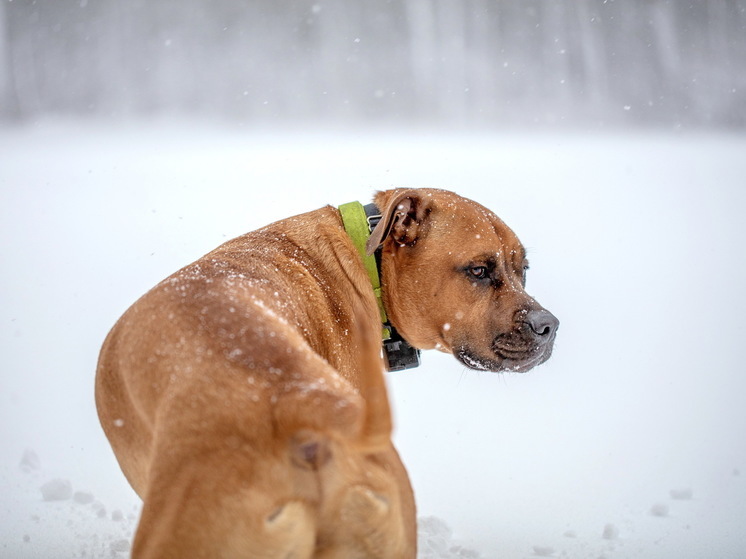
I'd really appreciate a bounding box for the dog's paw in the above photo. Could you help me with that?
[342,485,391,521]
[335,485,406,558]
[263,501,315,557]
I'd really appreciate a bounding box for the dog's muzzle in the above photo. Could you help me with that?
[457,308,559,373]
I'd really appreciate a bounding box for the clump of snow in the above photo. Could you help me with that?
[532,545,555,556]
[669,488,693,500]
[20,449,40,472]
[40,479,73,501]
[601,523,619,540]
[650,503,670,517]
[110,539,131,553]
[92,500,108,518]
[73,491,95,505]
[417,516,481,558]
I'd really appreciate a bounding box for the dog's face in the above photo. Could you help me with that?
[372,189,558,373]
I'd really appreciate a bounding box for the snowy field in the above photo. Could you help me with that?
[1,120,745,558]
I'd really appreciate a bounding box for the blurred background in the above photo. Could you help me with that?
[1,0,745,130]
[2,2,746,558]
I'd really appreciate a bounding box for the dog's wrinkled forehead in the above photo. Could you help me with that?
[433,197,523,253]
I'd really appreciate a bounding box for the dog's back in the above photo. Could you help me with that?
[96,206,415,558]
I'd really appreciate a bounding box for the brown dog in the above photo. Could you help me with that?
[96,188,557,558]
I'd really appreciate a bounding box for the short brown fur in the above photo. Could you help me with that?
[96,188,557,558]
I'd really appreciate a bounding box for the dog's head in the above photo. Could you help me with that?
[369,188,558,373]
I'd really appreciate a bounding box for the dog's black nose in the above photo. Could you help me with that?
[525,309,559,339]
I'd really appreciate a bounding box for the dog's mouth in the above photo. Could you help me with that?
[456,348,547,373]
[455,332,555,373]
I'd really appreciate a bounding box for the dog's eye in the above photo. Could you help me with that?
[469,266,489,280]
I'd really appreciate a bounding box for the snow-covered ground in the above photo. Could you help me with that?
[1,120,745,558]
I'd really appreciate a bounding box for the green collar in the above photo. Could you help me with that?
[338,201,389,334]
[339,200,422,371]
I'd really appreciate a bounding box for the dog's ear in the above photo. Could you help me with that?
[366,190,432,255]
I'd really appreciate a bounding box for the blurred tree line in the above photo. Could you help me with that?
[1,0,744,128]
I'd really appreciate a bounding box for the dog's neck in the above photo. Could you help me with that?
[338,201,388,325]
[338,200,421,372]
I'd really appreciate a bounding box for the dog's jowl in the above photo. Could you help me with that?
[96,188,557,558]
